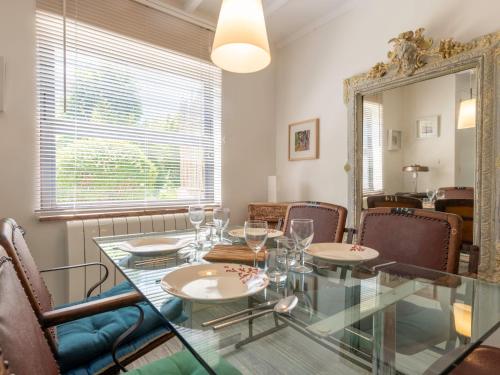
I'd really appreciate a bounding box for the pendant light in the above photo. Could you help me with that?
[457,71,476,129]
[211,0,271,73]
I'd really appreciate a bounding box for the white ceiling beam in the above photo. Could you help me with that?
[132,0,215,30]
[263,0,289,17]
[184,0,204,13]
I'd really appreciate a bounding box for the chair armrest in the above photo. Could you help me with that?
[40,290,143,327]
[40,262,109,298]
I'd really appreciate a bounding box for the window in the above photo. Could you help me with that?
[36,1,221,215]
[363,100,384,195]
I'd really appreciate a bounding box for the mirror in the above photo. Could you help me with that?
[344,29,500,280]
[362,69,477,209]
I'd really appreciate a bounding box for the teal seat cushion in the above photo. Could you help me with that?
[56,281,185,373]
[63,324,170,375]
[128,350,242,375]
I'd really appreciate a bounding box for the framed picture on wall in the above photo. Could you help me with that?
[417,116,440,138]
[387,129,402,151]
[288,118,319,161]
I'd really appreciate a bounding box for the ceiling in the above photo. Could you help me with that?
[150,0,359,48]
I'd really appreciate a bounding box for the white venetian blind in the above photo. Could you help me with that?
[35,0,222,215]
[363,100,384,195]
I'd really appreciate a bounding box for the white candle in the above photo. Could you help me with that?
[267,176,277,203]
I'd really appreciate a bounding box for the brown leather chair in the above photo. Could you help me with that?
[367,194,423,209]
[357,208,464,357]
[0,246,238,375]
[282,202,347,243]
[0,218,179,374]
[439,187,474,199]
[450,346,500,374]
[0,248,60,374]
[358,207,462,273]
[435,199,474,245]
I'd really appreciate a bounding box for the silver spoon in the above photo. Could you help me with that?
[212,295,298,330]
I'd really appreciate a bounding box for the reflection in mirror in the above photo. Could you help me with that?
[362,69,477,211]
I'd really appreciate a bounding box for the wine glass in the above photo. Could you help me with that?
[290,219,314,274]
[244,220,268,268]
[188,205,205,242]
[435,189,445,200]
[426,188,436,202]
[213,207,230,243]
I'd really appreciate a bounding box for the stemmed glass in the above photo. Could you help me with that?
[188,205,205,242]
[213,207,230,243]
[435,189,445,200]
[426,188,436,202]
[244,220,268,268]
[290,219,314,273]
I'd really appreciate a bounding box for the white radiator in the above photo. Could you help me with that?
[66,212,212,302]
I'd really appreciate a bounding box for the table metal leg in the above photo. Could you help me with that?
[372,304,396,375]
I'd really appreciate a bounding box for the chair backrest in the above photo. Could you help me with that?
[0,219,57,350]
[358,208,462,273]
[283,202,347,243]
[439,186,474,199]
[367,195,423,209]
[0,245,59,374]
[435,199,474,244]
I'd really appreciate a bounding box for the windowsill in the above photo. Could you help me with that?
[37,205,217,222]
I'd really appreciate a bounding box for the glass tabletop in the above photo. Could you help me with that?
[95,229,500,375]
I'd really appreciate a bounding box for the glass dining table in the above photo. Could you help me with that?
[94,228,500,375]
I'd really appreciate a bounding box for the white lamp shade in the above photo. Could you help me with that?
[211,0,271,73]
[457,98,476,129]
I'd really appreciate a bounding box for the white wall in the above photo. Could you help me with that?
[381,90,404,194]
[275,0,500,213]
[400,75,456,192]
[455,71,477,187]
[222,69,276,224]
[0,0,275,303]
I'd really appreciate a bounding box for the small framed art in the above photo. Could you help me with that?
[387,129,402,151]
[288,118,319,161]
[416,116,440,139]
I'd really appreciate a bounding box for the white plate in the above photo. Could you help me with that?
[122,236,192,256]
[160,263,269,302]
[305,243,379,264]
[228,228,284,239]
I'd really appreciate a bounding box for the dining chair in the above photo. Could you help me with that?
[366,194,423,209]
[358,207,462,273]
[0,218,185,374]
[282,202,347,243]
[449,346,500,374]
[434,198,478,274]
[439,186,474,199]
[0,246,240,375]
[356,207,464,356]
[435,199,474,245]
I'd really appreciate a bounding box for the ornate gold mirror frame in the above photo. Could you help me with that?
[344,29,500,281]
